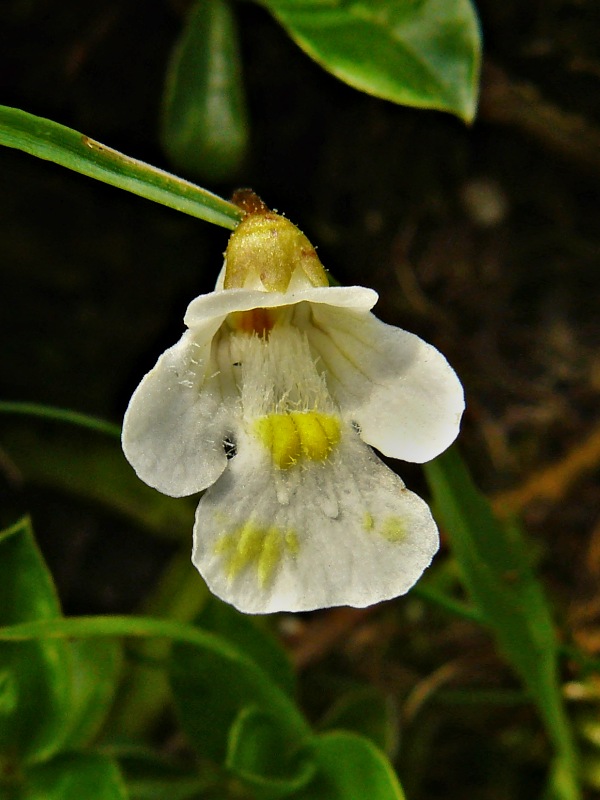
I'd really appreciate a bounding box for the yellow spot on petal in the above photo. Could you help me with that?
[255,414,301,469]
[317,414,342,448]
[237,523,264,560]
[225,523,264,580]
[254,412,341,469]
[380,516,407,543]
[258,528,282,587]
[363,512,375,531]
[214,532,236,554]
[285,530,300,556]
[215,523,301,588]
[290,411,340,461]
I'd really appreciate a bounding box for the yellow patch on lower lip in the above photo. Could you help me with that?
[254,411,341,469]
[379,516,407,543]
[215,522,299,587]
[361,513,407,543]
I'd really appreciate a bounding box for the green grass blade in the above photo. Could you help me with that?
[0,400,121,438]
[0,105,244,230]
[424,447,581,800]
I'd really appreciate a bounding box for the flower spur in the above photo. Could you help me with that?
[122,193,464,614]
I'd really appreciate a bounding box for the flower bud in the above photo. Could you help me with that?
[224,193,328,291]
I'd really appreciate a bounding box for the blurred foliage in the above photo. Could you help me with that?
[161,0,250,181]
[1,0,600,799]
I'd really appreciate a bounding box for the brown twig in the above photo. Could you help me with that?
[493,420,600,516]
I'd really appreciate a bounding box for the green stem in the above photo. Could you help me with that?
[0,105,244,230]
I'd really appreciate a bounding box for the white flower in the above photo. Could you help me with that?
[122,197,464,614]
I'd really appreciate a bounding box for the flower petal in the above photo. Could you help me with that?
[192,427,439,614]
[183,284,378,329]
[304,305,464,463]
[122,326,236,497]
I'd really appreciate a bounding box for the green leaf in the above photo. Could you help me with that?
[319,687,398,757]
[0,519,62,621]
[0,615,311,767]
[170,636,308,765]
[196,597,295,697]
[118,750,216,800]
[296,732,406,800]
[0,105,243,229]
[22,753,127,800]
[424,448,581,800]
[162,0,249,181]
[226,706,315,798]
[60,638,123,749]
[109,550,208,740]
[0,518,73,763]
[259,0,481,122]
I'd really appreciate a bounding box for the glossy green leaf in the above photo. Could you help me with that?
[296,732,405,800]
[60,638,123,749]
[0,105,243,229]
[424,448,581,800]
[226,706,315,798]
[260,0,481,122]
[22,753,127,800]
[0,615,311,771]
[162,0,249,181]
[319,686,398,757]
[196,597,295,697]
[170,636,309,764]
[0,518,72,763]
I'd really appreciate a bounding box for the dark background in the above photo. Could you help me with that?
[1,2,599,796]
